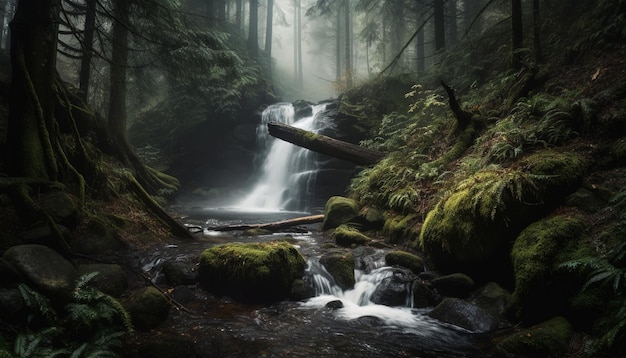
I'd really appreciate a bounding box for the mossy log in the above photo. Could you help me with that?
[267,121,385,166]
[209,214,324,232]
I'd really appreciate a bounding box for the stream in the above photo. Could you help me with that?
[128,102,498,356]
[130,209,497,357]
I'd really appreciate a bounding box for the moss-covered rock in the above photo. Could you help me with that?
[383,214,416,244]
[71,216,123,255]
[197,241,306,303]
[322,196,359,230]
[497,316,573,357]
[509,215,585,322]
[384,251,424,274]
[468,282,511,320]
[332,225,371,247]
[126,286,170,331]
[419,150,589,278]
[319,250,355,290]
[431,273,475,298]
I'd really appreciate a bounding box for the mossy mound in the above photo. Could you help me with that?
[383,214,417,244]
[197,241,306,303]
[332,225,371,248]
[323,196,359,230]
[497,316,573,358]
[384,251,424,274]
[319,250,355,290]
[418,149,589,277]
[126,286,170,331]
[509,215,585,322]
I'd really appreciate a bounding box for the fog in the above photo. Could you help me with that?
[266,0,336,102]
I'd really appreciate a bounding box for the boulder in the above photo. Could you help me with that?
[198,241,306,303]
[430,273,475,298]
[319,250,355,291]
[21,224,72,248]
[126,286,170,331]
[497,316,573,357]
[3,244,78,300]
[39,190,80,228]
[370,268,416,307]
[71,216,123,255]
[161,260,198,286]
[322,196,359,230]
[332,225,371,247]
[385,251,424,274]
[468,282,511,320]
[428,298,498,333]
[78,263,128,297]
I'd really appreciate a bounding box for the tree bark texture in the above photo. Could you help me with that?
[248,0,258,56]
[434,0,445,51]
[107,0,129,142]
[79,0,96,100]
[267,122,385,166]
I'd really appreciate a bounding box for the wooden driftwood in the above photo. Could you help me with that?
[209,214,324,232]
[267,122,385,166]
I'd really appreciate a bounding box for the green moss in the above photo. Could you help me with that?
[322,196,359,230]
[419,169,542,273]
[385,251,424,274]
[332,225,371,247]
[319,250,355,290]
[198,241,306,302]
[383,214,416,244]
[509,215,585,321]
[497,316,573,357]
[523,149,589,199]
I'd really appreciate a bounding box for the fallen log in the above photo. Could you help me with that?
[267,122,385,166]
[209,214,324,232]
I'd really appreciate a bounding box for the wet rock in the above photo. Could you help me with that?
[0,257,22,286]
[412,280,439,308]
[126,286,170,331]
[319,250,355,290]
[290,278,314,300]
[198,241,306,303]
[326,300,344,309]
[293,99,314,119]
[322,196,359,230]
[161,260,198,286]
[430,273,475,298]
[371,268,416,307]
[3,244,78,300]
[352,315,385,327]
[71,216,123,255]
[171,285,195,304]
[428,298,498,333]
[358,206,385,229]
[78,263,128,297]
[332,225,371,248]
[468,282,511,320]
[353,246,384,273]
[497,316,573,357]
[385,251,424,274]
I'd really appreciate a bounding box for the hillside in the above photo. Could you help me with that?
[331,1,626,355]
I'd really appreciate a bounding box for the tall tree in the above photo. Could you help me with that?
[294,0,303,87]
[108,0,130,143]
[248,0,258,56]
[343,0,352,88]
[511,0,523,70]
[235,0,242,29]
[415,0,426,73]
[463,0,482,35]
[447,0,457,46]
[433,0,445,51]
[79,0,96,100]
[265,0,273,57]
[533,0,541,62]
[7,0,60,178]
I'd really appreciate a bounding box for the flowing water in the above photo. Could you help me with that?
[137,102,497,356]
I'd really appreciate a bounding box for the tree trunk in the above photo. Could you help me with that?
[235,0,242,29]
[434,0,445,51]
[447,0,457,46]
[533,0,542,62]
[108,0,129,143]
[210,214,324,232]
[344,0,352,88]
[267,122,385,166]
[415,0,425,73]
[264,0,273,57]
[511,0,523,70]
[0,0,6,49]
[7,0,59,178]
[248,0,258,56]
[79,0,96,100]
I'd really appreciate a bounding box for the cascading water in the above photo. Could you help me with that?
[237,102,329,212]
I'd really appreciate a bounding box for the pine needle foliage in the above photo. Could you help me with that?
[8,273,132,358]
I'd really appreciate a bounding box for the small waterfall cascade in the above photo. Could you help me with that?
[237,102,329,212]
[303,258,422,327]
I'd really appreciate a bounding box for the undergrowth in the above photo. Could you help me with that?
[0,273,132,358]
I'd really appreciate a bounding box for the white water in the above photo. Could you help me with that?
[302,259,431,328]
[236,103,329,212]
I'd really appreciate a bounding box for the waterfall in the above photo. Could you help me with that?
[237,102,329,212]
[303,258,424,327]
